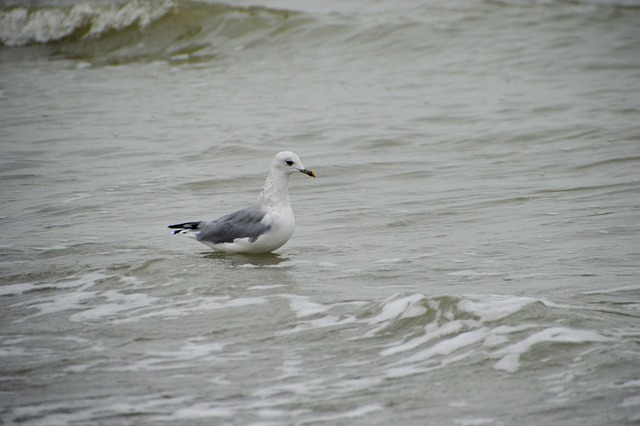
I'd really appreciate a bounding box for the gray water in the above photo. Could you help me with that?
[1,0,640,424]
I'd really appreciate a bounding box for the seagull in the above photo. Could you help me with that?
[168,151,316,254]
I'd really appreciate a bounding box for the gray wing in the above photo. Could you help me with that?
[196,203,270,244]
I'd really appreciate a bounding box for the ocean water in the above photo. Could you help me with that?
[1,0,640,424]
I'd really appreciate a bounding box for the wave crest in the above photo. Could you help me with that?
[358,293,610,374]
[0,0,302,64]
[0,1,175,47]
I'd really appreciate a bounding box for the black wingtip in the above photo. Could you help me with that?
[168,221,202,231]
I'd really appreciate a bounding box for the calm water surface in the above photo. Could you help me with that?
[1,0,640,424]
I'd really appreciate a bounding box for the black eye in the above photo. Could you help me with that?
[285,160,294,166]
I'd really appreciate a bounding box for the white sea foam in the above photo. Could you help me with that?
[8,395,191,426]
[458,295,537,322]
[373,258,405,264]
[304,403,384,423]
[278,314,357,336]
[448,270,506,277]
[453,417,495,426]
[581,284,640,295]
[280,294,329,317]
[381,321,464,357]
[367,293,428,326]
[69,290,157,322]
[12,288,98,324]
[61,193,93,204]
[493,327,610,373]
[0,346,31,357]
[64,361,102,373]
[107,338,225,372]
[0,1,175,47]
[398,327,490,364]
[612,379,640,389]
[253,377,326,398]
[6,271,109,302]
[271,295,363,335]
[7,272,270,325]
[383,364,433,379]
[7,271,158,324]
[127,296,269,322]
[248,284,287,290]
[372,293,612,379]
[0,282,36,296]
[620,394,640,408]
[317,261,340,268]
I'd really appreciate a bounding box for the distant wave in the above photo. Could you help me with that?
[2,0,638,65]
[0,0,305,63]
[0,1,176,47]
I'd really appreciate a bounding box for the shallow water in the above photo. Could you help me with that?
[1,0,640,424]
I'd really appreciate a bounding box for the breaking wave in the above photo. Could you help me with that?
[0,0,306,64]
[276,291,613,375]
[2,0,638,65]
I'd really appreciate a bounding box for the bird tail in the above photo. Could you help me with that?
[168,221,202,235]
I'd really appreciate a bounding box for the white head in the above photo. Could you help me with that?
[272,151,316,178]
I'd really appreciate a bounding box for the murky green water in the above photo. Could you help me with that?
[1,0,639,424]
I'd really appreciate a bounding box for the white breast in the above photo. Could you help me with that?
[254,206,295,252]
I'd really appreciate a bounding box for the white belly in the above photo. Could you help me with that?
[203,207,295,254]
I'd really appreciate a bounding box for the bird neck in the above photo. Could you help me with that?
[259,170,290,207]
